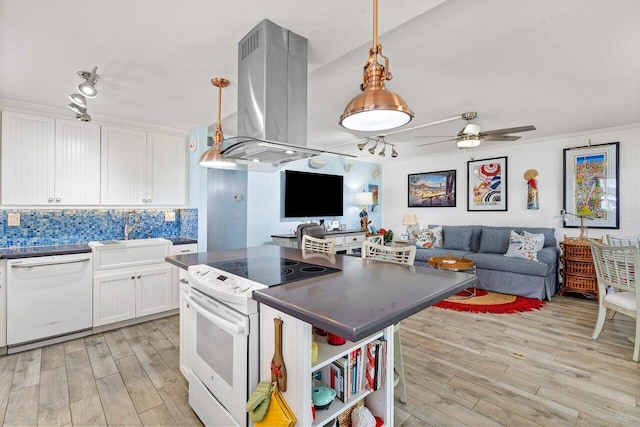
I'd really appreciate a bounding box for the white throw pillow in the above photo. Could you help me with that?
[415,225,443,249]
[504,230,545,261]
[523,231,546,249]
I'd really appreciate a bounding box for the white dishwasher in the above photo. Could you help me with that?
[7,252,93,352]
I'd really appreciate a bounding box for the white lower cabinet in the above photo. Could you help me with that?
[93,263,172,327]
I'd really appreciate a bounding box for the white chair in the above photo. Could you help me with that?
[301,234,335,254]
[607,234,640,247]
[366,234,384,245]
[590,241,640,362]
[361,240,416,403]
[361,240,416,265]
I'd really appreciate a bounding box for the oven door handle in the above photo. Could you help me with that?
[185,294,245,335]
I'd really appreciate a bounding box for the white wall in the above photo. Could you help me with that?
[382,123,640,244]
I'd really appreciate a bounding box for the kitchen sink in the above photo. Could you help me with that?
[89,238,171,270]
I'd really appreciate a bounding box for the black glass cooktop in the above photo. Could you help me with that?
[206,256,341,287]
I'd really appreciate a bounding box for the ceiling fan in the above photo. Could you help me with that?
[416,112,536,148]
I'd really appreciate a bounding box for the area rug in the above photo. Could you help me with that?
[434,289,546,314]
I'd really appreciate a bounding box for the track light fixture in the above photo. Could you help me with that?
[77,67,100,98]
[359,135,398,158]
[68,66,99,122]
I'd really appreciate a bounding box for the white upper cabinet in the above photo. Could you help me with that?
[147,132,187,206]
[101,126,186,206]
[55,119,101,205]
[100,126,147,205]
[1,111,100,205]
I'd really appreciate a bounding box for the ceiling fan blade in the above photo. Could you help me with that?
[479,125,536,136]
[481,135,521,142]
[414,135,456,139]
[417,137,458,147]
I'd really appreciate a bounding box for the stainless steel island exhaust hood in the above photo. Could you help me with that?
[220,19,352,168]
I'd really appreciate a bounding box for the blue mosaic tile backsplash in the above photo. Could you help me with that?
[0,209,198,248]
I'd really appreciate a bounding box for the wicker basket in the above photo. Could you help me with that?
[563,260,596,275]
[336,400,365,427]
[563,274,598,294]
[560,241,593,261]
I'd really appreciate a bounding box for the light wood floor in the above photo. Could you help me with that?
[1,295,639,426]
[394,294,640,426]
[0,316,202,427]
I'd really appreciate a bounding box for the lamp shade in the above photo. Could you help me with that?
[78,81,97,98]
[355,192,374,206]
[340,88,413,132]
[402,214,417,226]
[199,145,236,168]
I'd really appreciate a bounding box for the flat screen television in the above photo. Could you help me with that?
[284,170,344,218]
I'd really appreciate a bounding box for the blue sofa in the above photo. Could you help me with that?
[414,225,560,300]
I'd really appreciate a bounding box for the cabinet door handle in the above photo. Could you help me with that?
[147,198,152,203]
[179,278,188,284]
[180,249,190,253]
[55,198,61,202]
[137,275,141,279]
[48,198,54,202]
[131,276,135,280]
[142,199,147,203]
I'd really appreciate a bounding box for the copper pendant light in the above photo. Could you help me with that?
[200,78,236,168]
[339,0,414,132]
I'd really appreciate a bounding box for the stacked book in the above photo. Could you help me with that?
[328,338,387,403]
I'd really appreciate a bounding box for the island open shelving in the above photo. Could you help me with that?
[259,304,394,427]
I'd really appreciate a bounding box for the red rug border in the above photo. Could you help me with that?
[434,293,546,314]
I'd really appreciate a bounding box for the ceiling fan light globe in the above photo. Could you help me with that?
[457,135,481,148]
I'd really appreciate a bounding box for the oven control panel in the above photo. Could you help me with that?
[187,264,266,315]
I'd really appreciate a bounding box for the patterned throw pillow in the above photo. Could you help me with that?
[504,231,545,261]
[415,226,443,249]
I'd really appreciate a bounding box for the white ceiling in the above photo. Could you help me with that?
[1,0,639,162]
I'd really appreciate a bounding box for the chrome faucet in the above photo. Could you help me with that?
[124,210,140,240]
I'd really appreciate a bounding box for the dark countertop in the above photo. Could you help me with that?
[1,236,196,259]
[166,245,476,341]
[0,243,92,259]
[271,229,363,238]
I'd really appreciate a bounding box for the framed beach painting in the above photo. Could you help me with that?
[368,184,379,212]
[408,170,456,207]
[563,142,619,229]
[467,156,508,211]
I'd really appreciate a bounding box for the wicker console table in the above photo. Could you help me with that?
[559,236,600,299]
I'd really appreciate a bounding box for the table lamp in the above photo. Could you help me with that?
[402,214,417,238]
[560,208,594,240]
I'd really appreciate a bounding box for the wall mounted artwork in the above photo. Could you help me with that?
[408,170,456,208]
[563,142,619,229]
[467,156,508,211]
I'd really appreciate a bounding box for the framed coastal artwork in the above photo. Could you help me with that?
[563,142,619,229]
[408,170,456,207]
[467,156,508,211]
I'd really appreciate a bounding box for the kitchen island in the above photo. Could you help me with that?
[166,245,476,426]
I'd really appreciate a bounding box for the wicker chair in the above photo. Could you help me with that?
[361,240,416,403]
[590,241,640,362]
[606,234,640,247]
